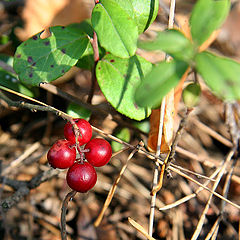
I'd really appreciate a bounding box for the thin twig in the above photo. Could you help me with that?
[191,149,235,240]
[61,190,77,240]
[148,0,176,235]
[1,86,239,210]
[159,163,222,211]
[191,118,233,148]
[0,168,59,211]
[94,145,140,227]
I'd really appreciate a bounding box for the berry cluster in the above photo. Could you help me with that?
[47,119,112,193]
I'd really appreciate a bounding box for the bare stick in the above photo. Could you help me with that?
[94,147,139,227]
[61,190,77,240]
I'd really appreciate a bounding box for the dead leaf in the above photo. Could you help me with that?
[15,0,93,41]
[147,68,190,152]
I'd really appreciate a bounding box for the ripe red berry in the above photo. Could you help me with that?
[84,138,112,167]
[66,162,97,192]
[64,119,92,145]
[47,139,76,169]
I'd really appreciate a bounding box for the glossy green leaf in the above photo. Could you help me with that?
[0,55,35,97]
[138,29,195,62]
[135,60,188,108]
[118,0,159,34]
[96,54,152,120]
[0,70,35,97]
[67,103,91,120]
[111,128,131,152]
[13,24,89,86]
[91,1,138,58]
[195,51,240,101]
[190,0,230,46]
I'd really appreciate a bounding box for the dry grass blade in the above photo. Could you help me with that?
[128,217,156,240]
[159,164,222,211]
[191,118,233,148]
[170,163,240,210]
[2,142,40,176]
[94,148,138,227]
[2,85,239,211]
[191,149,235,240]
[204,216,222,240]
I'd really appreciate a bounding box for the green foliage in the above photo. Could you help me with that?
[96,54,152,120]
[91,0,138,58]
[138,29,195,62]
[196,52,240,101]
[182,83,201,108]
[190,0,230,47]
[13,25,89,86]
[111,128,131,152]
[10,0,237,122]
[134,60,188,108]
[66,103,92,120]
[0,55,35,97]
[118,0,159,34]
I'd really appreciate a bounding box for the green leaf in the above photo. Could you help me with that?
[138,29,195,62]
[76,41,106,70]
[0,70,35,97]
[132,119,150,133]
[118,0,159,34]
[91,0,138,58]
[66,103,91,120]
[0,54,35,97]
[13,24,89,86]
[195,51,240,101]
[112,128,131,152]
[135,60,188,108]
[190,0,230,46]
[96,54,152,120]
[182,83,201,108]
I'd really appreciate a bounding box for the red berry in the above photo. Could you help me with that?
[66,162,97,192]
[64,119,92,145]
[47,139,76,169]
[84,138,112,167]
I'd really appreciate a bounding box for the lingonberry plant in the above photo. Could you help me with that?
[85,138,112,167]
[47,139,76,169]
[1,0,239,238]
[66,162,97,193]
[64,118,92,145]
[47,118,112,192]
[6,0,238,124]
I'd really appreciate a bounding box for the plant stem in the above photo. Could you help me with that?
[61,190,77,240]
[88,22,99,104]
[148,0,176,236]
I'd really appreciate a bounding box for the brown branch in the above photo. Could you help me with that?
[88,31,99,104]
[0,169,59,211]
[61,190,77,240]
